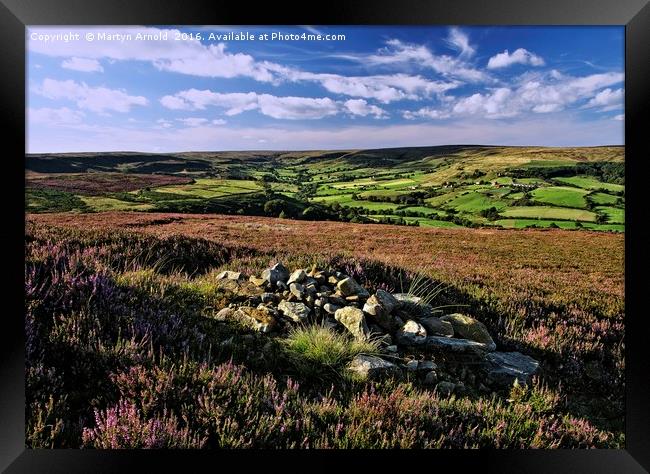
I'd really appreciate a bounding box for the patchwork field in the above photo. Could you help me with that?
[25,145,625,232]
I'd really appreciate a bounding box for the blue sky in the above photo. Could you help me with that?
[27,25,624,152]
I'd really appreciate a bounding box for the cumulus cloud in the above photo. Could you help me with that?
[402,71,624,120]
[613,114,624,121]
[34,78,148,113]
[584,88,623,111]
[487,48,545,69]
[344,99,388,118]
[160,89,342,120]
[61,57,104,72]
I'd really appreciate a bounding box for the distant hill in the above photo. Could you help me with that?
[25,145,624,175]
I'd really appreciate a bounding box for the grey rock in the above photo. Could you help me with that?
[374,289,399,314]
[484,352,539,388]
[436,381,456,395]
[323,318,339,331]
[424,336,491,354]
[385,345,398,353]
[337,277,370,298]
[440,314,496,351]
[406,360,419,371]
[424,371,438,385]
[216,270,242,280]
[289,282,305,299]
[419,360,438,371]
[260,292,277,304]
[287,269,307,285]
[271,263,289,282]
[278,300,310,323]
[396,320,428,346]
[262,263,289,286]
[334,306,370,341]
[347,355,401,381]
[323,303,341,315]
[234,306,277,333]
[249,275,267,287]
[362,300,393,331]
[420,317,454,337]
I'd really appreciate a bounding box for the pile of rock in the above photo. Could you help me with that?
[213,262,539,394]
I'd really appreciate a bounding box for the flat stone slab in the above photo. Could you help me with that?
[348,355,401,381]
[424,336,491,354]
[484,351,540,387]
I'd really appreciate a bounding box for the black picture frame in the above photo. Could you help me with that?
[2,0,648,472]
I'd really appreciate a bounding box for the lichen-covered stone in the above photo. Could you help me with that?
[440,313,496,351]
[334,306,370,341]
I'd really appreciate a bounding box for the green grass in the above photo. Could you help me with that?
[554,176,624,193]
[500,206,597,222]
[26,188,89,213]
[531,186,589,209]
[596,206,625,224]
[281,325,380,382]
[443,191,508,212]
[590,192,621,206]
[79,196,155,212]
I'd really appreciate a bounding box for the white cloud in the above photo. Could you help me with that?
[61,57,104,72]
[445,27,475,57]
[584,88,623,111]
[257,95,339,120]
[613,114,624,121]
[212,119,227,125]
[35,78,147,113]
[487,48,545,69]
[29,27,282,83]
[344,99,387,118]
[345,38,490,83]
[30,27,462,104]
[403,71,624,120]
[402,107,449,120]
[28,107,85,125]
[161,89,340,120]
[177,117,210,127]
[156,118,173,128]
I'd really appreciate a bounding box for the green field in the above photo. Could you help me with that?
[597,206,625,224]
[25,145,624,232]
[554,176,625,193]
[531,186,589,208]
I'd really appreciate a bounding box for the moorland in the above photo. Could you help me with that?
[24,145,625,449]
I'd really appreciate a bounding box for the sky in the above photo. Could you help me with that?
[26,25,624,153]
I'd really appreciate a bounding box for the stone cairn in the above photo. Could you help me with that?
[214,263,539,395]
